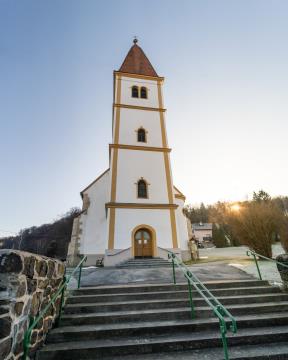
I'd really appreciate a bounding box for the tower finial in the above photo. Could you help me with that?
[133,36,138,45]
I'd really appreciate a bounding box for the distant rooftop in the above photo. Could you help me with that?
[192,223,212,231]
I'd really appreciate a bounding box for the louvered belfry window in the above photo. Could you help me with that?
[137,128,146,142]
[138,179,147,198]
[132,86,139,98]
[140,87,147,99]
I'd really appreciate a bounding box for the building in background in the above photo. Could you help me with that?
[192,223,213,244]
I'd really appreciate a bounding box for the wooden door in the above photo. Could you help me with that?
[134,229,152,258]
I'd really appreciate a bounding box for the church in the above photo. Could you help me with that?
[67,40,191,266]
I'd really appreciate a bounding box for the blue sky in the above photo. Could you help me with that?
[1,0,288,236]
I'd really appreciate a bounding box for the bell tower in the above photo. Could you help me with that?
[67,39,190,267]
[105,39,180,263]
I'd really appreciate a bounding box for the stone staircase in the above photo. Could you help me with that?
[37,279,288,359]
[116,257,171,268]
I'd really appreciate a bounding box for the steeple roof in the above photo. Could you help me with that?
[119,39,158,77]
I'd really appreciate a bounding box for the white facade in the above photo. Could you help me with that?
[67,42,191,266]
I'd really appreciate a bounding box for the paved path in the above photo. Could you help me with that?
[68,262,252,288]
[68,245,285,288]
[199,244,284,258]
[200,244,285,286]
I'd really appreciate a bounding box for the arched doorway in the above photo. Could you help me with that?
[134,228,153,258]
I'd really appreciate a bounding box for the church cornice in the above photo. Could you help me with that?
[109,144,171,153]
[105,202,178,210]
[114,103,166,112]
[175,194,186,201]
[114,71,164,82]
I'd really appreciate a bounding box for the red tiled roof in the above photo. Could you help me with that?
[119,43,158,77]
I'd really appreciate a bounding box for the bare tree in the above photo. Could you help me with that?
[228,201,287,258]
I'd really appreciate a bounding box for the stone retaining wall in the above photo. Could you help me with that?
[0,250,65,359]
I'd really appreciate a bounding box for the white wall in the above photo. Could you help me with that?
[120,77,160,108]
[114,208,173,250]
[118,108,163,147]
[80,170,109,254]
[115,149,169,203]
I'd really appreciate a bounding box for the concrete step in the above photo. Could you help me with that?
[116,260,172,268]
[73,280,269,295]
[47,313,288,343]
[67,285,281,304]
[64,293,288,314]
[117,265,172,268]
[60,302,288,326]
[120,259,172,265]
[118,258,169,262]
[119,262,170,264]
[81,342,288,360]
[120,260,170,262]
[37,325,288,359]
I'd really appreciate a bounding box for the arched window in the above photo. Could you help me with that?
[137,179,148,198]
[132,86,139,98]
[140,87,147,99]
[137,128,146,142]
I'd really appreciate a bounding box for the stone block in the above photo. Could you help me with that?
[43,286,52,297]
[40,299,53,317]
[50,278,62,288]
[13,302,24,317]
[47,261,55,278]
[13,329,24,356]
[43,318,52,333]
[0,253,22,274]
[22,299,31,317]
[30,329,38,346]
[38,279,48,289]
[23,256,35,278]
[0,305,9,315]
[16,281,26,298]
[26,278,37,294]
[36,260,48,277]
[0,314,12,338]
[31,293,40,317]
[57,263,65,277]
[35,317,43,330]
[0,336,12,359]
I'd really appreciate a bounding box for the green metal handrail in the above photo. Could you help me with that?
[247,249,288,281]
[22,255,87,360]
[168,252,237,360]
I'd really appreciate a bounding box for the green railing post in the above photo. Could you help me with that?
[172,258,176,285]
[56,276,66,327]
[187,274,195,318]
[78,257,84,289]
[219,321,229,360]
[252,253,262,280]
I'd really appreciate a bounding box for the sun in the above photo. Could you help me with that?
[230,203,241,212]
